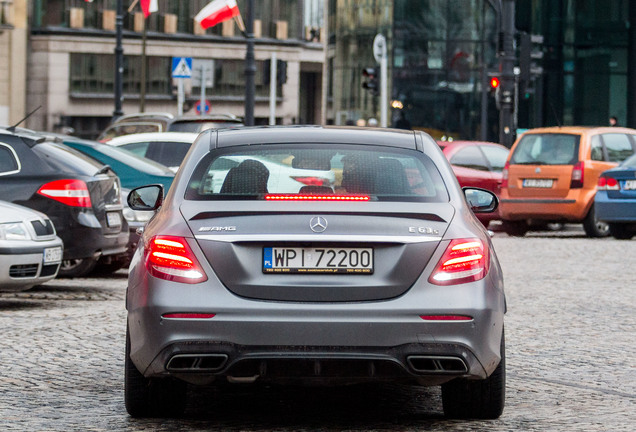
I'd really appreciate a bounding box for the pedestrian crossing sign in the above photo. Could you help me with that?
[172,57,193,78]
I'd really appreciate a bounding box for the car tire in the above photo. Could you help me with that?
[608,223,635,240]
[58,257,98,278]
[125,328,187,418]
[441,329,506,419]
[582,205,610,237]
[501,220,528,237]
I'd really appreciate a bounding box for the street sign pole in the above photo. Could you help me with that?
[172,57,192,116]
[269,52,277,125]
[200,65,206,117]
[373,34,388,128]
[177,79,184,116]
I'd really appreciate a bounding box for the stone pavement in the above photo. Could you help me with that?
[0,229,634,431]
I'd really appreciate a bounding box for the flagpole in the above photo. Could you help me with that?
[244,0,255,126]
[113,0,124,120]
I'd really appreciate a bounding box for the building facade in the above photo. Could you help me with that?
[326,0,636,142]
[21,0,325,138]
[1,0,28,127]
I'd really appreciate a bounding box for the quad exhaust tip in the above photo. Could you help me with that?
[406,355,468,374]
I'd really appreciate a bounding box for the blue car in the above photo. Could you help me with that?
[59,136,175,263]
[595,153,636,239]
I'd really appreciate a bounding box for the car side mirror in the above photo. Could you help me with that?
[463,187,498,213]
[127,184,164,211]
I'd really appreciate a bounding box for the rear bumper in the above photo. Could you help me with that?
[127,269,505,385]
[595,193,636,222]
[499,196,589,221]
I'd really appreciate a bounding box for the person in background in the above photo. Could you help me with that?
[610,116,619,127]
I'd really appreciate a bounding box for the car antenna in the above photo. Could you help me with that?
[548,100,562,128]
[6,106,42,133]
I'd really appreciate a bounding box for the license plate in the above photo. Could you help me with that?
[523,178,553,188]
[106,211,122,227]
[43,246,62,263]
[624,179,636,190]
[263,247,373,274]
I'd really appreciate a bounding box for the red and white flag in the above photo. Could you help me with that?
[195,0,241,30]
[141,0,158,18]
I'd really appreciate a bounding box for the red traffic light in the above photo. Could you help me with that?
[490,76,501,89]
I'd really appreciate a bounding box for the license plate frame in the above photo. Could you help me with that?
[106,211,122,227]
[523,178,554,188]
[43,246,62,263]
[263,247,374,274]
[623,179,636,190]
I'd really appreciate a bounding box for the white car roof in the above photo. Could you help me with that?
[106,132,198,145]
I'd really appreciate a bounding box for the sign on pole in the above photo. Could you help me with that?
[373,34,388,128]
[172,57,193,78]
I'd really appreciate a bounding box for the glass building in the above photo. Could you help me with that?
[327,0,636,142]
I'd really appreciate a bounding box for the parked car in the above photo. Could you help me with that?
[595,152,636,239]
[0,127,129,277]
[124,126,506,419]
[0,200,63,291]
[106,132,198,172]
[56,135,174,266]
[438,140,509,227]
[166,113,244,133]
[97,112,174,142]
[499,126,636,237]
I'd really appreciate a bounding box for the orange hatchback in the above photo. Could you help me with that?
[499,126,636,237]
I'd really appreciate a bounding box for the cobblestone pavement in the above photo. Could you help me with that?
[0,226,634,431]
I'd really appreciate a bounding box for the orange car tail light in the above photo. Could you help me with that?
[570,161,584,189]
[429,238,490,286]
[145,235,207,284]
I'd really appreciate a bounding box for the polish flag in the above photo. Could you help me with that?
[195,0,241,30]
[141,0,158,18]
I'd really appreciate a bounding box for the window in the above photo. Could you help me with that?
[590,135,604,161]
[450,146,489,171]
[602,133,634,162]
[481,146,509,172]
[185,145,449,202]
[0,143,20,175]
[510,134,580,165]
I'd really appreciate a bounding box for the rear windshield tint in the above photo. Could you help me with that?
[185,144,449,202]
[510,133,580,165]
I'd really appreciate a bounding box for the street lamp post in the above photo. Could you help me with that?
[244,0,255,126]
[113,0,124,120]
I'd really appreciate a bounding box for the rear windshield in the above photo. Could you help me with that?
[510,133,580,165]
[185,144,449,202]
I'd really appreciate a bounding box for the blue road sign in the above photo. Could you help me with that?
[172,57,193,78]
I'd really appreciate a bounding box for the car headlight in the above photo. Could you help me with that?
[0,222,31,241]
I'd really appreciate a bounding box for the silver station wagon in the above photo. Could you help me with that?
[124,126,506,419]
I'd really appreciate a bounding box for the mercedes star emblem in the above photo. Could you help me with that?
[309,216,328,233]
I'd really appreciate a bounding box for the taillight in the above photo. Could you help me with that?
[429,238,490,286]
[570,161,584,188]
[597,176,619,191]
[501,161,509,189]
[37,179,92,207]
[145,235,207,284]
[265,194,370,201]
[291,176,326,186]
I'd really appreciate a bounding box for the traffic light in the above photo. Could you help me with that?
[519,32,544,96]
[362,67,379,96]
[489,76,501,91]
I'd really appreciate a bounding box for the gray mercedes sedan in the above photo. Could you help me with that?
[124,126,506,419]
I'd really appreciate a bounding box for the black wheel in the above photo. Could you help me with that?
[501,220,528,237]
[582,204,610,237]
[608,223,635,240]
[125,327,187,418]
[58,257,97,278]
[442,330,506,419]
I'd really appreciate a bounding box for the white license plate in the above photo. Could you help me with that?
[263,247,373,274]
[44,246,62,263]
[623,179,636,190]
[106,211,122,227]
[523,178,553,188]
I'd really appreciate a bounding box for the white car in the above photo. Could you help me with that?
[0,201,63,292]
[202,155,337,194]
[106,132,198,172]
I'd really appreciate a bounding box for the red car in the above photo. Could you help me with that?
[438,140,510,227]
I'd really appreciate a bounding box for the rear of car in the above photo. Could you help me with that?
[97,112,174,142]
[166,114,244,133]
[0,201,63,291]
[499,127,635,236]
[125,127,506,419]
[0,131,129,277]
[595,153,636,239]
